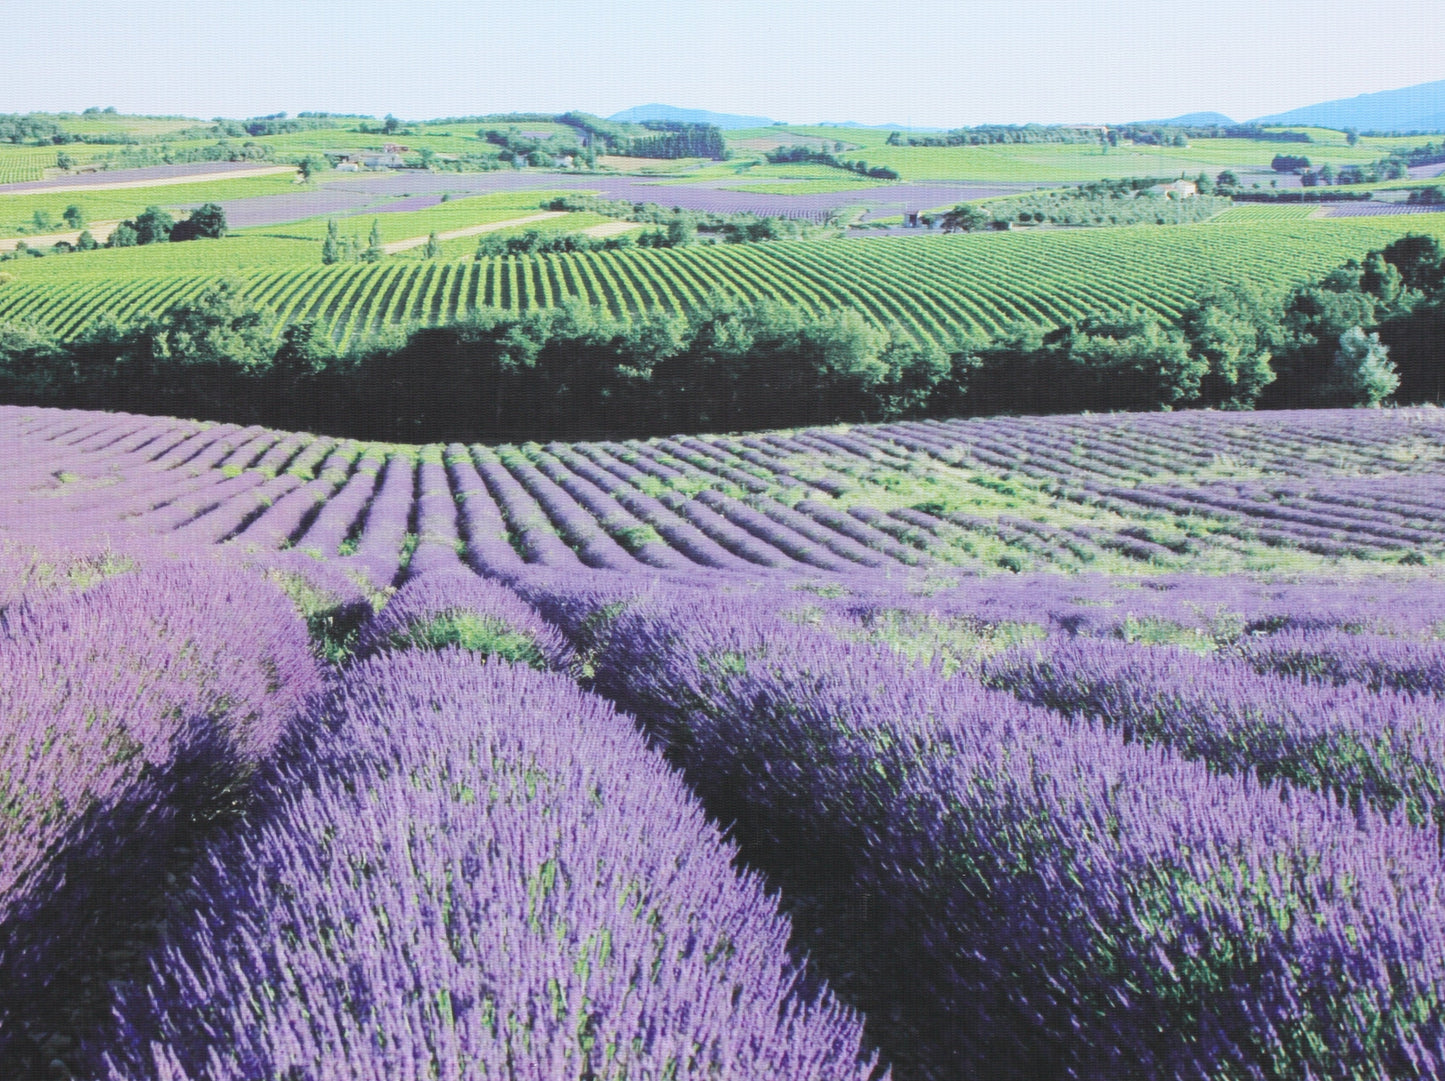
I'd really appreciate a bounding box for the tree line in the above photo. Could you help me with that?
[0,236,1441,442]
[765,145,900,180]
[2,203,227,262]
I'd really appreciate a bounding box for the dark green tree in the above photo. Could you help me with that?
[297,155,326,182]
[1325,327,1398,406]
[131,206,174,245]
[75,230,97,251]
[423,232,441,260]
[106,222,138,248]
[939,204,992,233]
[62,205,84,229]
[361,219,384,262]
[171,203,227,241]
[1179,284,1279,409]
[1379,233,1445,293]
[321,218,342,265]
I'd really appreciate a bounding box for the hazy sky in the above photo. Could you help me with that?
[2,0,1442,127]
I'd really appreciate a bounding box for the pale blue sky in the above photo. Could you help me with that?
[1,0,1442,127]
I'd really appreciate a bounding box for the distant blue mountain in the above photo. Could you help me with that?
[608,104,775,129]
[1252,79,1445,133]
[1140,111,1235,126]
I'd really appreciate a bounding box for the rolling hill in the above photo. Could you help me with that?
[1253,77,1445,133]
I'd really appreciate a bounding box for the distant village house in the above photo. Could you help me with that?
[333,143,410,170]
[1148,179,1198,198]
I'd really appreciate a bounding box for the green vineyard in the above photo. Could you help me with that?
[0,147,63,185]
[4,213,1442,345]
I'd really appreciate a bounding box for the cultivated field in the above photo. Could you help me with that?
[8,104,1445,1081]
[5,402,1445,1079]
[4,212,1441,345]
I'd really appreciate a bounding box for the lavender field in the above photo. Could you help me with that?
[5,402,1445,1080]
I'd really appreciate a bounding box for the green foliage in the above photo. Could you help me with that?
[171,202,226,241]
[385,611,547,668]
[1178,284,1278,409]
[321,218,342,265]
[766,144,899,180]
[1328,326,1399,407]
[978,181,1232,228]
[100,205,175,249]
[362,218,384,263]
[939,205,993,233]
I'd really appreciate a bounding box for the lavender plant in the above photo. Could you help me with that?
[104,651,877,1081]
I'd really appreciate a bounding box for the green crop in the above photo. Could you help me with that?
[4,212,1443,348]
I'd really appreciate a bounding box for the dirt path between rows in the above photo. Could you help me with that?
[0,220,123,252]
[0,166,297,198]
[381,211,569,254]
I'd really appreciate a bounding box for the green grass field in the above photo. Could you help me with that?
[4,212,1441,349]
[0,144,115,185]
[722,125,1428,182]
[236,190,574,243]
[0,173,303,238]
[50,114,201,138]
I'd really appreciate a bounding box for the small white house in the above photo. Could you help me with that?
[1148,179,1198,199]
[357,151,406,169]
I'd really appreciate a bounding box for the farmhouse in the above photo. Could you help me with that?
[1148,179,1198,198]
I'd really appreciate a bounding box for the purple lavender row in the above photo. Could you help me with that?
[981,636,1445,832]
[230,445,358,550]
[661,436,773,492]
[692,489,852,571]
[133,469,270,533]
[1125,482,1437,549]
[832,571,1445,643]
[522,577,1445,1079]
[574,443,792,569]
[170,472,303,545]
[736,435,856,496]
[0,561,319,1063]
[742,492,898,568]
[472,451,582,567]
[787,500,930,566]
[443,445,530,577]
[1236,627,1445,699]
[405,452,465,578]
[356,569,574,670]
[347,452,416,589]
[524,445,693,569]
[295,450,385,556]
[496,447,636,570]
[844,503,970,564]
[105,651,877,1081]
[549,442,753,571]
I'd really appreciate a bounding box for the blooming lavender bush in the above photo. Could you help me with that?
[0,558,320,1071]
[355,569,574,670]
[104,651,877,1081]
[525,580,1445,1080]
[982,636,1445,830]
